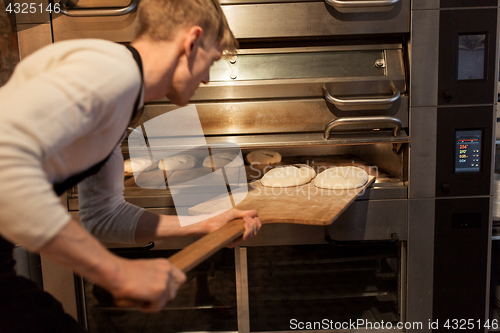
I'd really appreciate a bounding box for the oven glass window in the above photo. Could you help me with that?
[84,249,238,332]
[246,243,401,331]
[457,34,486,81]
[454,130,482,173]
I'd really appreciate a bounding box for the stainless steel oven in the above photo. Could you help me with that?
[15,0,500,332]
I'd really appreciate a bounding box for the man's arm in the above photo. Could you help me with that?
[79,146,262,245]
[39,219,186,312]
[134,208,261,243]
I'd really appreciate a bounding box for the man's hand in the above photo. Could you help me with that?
[107,257,186,312]
[136,208,263,244]
[39,220,186,312]
[202,208,262,241]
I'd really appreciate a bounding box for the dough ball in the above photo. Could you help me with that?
[314,166,368,190]
[293,164,317,178]
[124,157,156,174]
[203,152,243,168]
[245,150,282,165]
[158,154,198,171]
[261,165,316,187]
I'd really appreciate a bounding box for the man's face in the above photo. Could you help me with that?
[167,41,222,105]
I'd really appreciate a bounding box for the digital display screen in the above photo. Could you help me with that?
[457,34,486,80]
[455,130,482,173]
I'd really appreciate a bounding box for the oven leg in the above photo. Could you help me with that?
[235,246,250,333]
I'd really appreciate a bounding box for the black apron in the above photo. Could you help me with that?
[0,46,143,333]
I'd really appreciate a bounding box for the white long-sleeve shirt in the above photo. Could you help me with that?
[0,39,145,252]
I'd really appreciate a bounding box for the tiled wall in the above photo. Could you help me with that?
[0,2,19,86]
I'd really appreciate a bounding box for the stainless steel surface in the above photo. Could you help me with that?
[411,0,440,10]
[16,24,52,59]
[50,0,410,41]
[323,85,400,111]
[193,75,407,103]
[347,142,406,182]
[325,0,400,8]
[60,0,139,17]
[223,1,410,39]
[236,247,250,333]
[410,9,439,107]
[14,0,50,24]
[326,199,408,241]
[409,107,437,199]
[51,12,138,42]
[190,76,407,103]
[122,131,410,154]
[139,98,408,138]
[407,199,435,333]
[210,48,385,82]
[205,132,409,149]
[230,44,401,55]
[191,46,406,102]
[324,116,402,139]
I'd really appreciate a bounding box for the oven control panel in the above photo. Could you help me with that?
[454,130,482,173]
[436,107,492,197]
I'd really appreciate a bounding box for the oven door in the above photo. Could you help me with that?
[52,0,410,42]
[241,242,405,331]
[77,246,240,332]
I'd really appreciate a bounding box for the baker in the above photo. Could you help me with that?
[0,0,261,331]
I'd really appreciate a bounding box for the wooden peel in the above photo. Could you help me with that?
[113,175,375,307]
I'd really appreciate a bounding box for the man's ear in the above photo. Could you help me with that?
[183,26,203,59]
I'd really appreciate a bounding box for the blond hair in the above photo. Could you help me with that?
[134,0,238,54]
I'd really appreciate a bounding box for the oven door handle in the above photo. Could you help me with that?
[59,0,139,17]
[323,116,402,139]
[325,233,399,246]
[323,85,401,111]
[324,0,400,8]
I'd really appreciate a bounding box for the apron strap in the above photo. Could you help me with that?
[52,46,144,196]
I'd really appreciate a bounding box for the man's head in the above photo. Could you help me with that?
[133,0,237,104]
[134,0,237,55]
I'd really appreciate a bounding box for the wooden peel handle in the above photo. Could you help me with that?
[168,218,246,272]
[112,218,246,308]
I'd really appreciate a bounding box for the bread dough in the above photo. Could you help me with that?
[261,165,316,187]
[203,152,243,168]
[158,154,198,171]
[124,157,156,174]
[313,166,368,190]
[245,150,281,165]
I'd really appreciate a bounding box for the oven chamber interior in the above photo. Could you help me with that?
[15,0,500,331]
